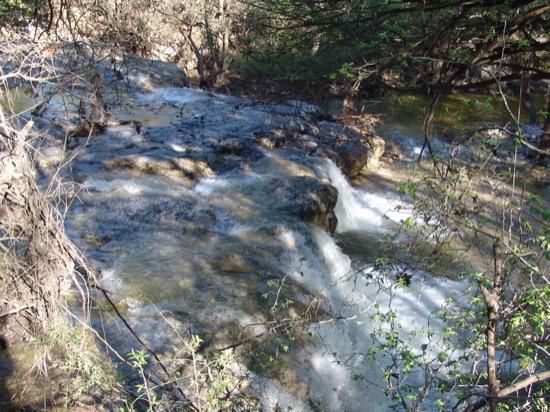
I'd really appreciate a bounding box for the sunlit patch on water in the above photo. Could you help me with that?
[85,178,147,195]
[1,86,36,114]
[83,174,191,196]
[137,87,212,105]
[168,142,186,152]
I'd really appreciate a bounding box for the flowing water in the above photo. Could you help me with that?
[1,61,545,410]
[61,87,547,410]
[65,128,466,410]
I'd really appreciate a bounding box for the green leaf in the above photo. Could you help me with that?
[403,217,415,230]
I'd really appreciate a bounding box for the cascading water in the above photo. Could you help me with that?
[316,158,413,233]
[64,88,471,411]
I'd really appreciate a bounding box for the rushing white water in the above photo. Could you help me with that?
[138,87,215,105]
[63,89,473,412]
[72,152,468,411]
[317,158,413,233]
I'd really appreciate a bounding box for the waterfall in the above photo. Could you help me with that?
[64,88,472,412]
[317,159,412,233]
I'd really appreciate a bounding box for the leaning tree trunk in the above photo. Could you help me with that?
[521,54,538,125]
[0,120,80,347]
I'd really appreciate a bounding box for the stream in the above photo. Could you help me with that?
[32,75,542,410]
[56,87,484,411]
[74,157,467,411]
[3,50,547,411]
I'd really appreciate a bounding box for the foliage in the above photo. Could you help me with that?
[0,34,115,409]
[0,0,48,30]
[0,0,237,85]
[354,91,550,410]
[49,318,119,407]
[363,289,467,412]
[0,37,88,346]
[118,324,259,412]
[2,0,547,97]
[238,0,550,95]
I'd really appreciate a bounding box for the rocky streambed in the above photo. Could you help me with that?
[13,48,398,410]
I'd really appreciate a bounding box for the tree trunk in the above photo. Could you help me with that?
[184,25,206,87]
[522,80,537,125]
[540,92,550,150]
[0,120,80,346]
[522,54,538,125]
[480,238,503,412]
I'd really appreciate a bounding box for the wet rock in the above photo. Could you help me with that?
[215,138,244,154]
[270,176,339,233]
[172,157,215,179]
[121,55,189,92]
[313,121,379,177]
[29,56,387,236]
[364,135,386,170]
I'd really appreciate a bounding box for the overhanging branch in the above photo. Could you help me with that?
[463,370,550,412]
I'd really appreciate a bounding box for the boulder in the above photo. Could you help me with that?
[313,121,383,177]
[269,176,339,233]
